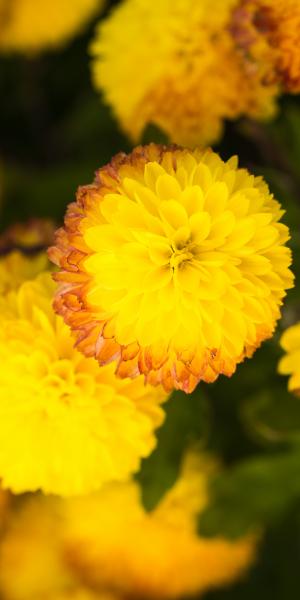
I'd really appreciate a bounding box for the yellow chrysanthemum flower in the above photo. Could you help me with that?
[231,0,300,94]
[90,0,278,146]
[0,219,54,295]
[0,0,104,54]
[49,144,294,393]
[62,453,255,599]
[0,271,166,496]
[0,455,255,600]
[278,322,300,395]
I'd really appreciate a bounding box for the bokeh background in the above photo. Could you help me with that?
[1,1,300,598]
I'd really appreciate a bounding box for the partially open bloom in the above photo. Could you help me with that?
[0,0,104,54]
[0,272,166,496]
[62,453,255,599]
[90,0,278,146]
[50,144,294,393]
[278,322,300,395]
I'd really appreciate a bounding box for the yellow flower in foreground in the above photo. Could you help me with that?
[0,455,255,600]
[49,144,294,393]
[62,453,255,599]
[278,322,300,395]
[0,0,104,54]
[0,272,166,496]
[231,0,300,94]
[90,0,278,146]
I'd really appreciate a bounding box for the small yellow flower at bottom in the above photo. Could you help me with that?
[0,0,104,54]
[278,322,300,395]
[49,144,294,393]
[0,454,256,600]
[0,271,167,496]
[58,453,256,599]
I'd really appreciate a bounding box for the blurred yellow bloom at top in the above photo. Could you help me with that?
[0,271,166,496]
[50,144,294,393]
[0,453,256,600]
[91,0,300,146]
[232,0,300,94]
[0,0,104,54]
[278,322,300,396]
[91,0,278,146]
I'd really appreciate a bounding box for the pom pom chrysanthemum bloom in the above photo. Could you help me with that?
[0,272,166,495]
[91,0,300,146]
[49,145,294,393]
[278,322,300,395]
[91,0,280,146]
[0,0,104,54]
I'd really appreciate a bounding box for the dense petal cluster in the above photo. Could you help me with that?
[0,0,104,54]
[90,0,279,146]
[0,455,255,600]
[232,0,300,94]
[50,145,294,393]
[0,272,166,495]
[278,322,300,395]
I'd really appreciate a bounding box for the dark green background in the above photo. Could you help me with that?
[1,1,300,598]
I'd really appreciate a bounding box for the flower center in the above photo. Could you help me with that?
[170,245,194,270]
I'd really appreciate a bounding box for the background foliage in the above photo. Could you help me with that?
[1,1,300,597]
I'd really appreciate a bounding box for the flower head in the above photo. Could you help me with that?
[62,452,255,599]
[0,271,166,496]
[278,322,300,395]
[50,145,294,393]
[90,0,278,146]
[0,0,104,54]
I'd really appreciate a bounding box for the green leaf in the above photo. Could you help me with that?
[136,385,210,511]
[199,446,300,539]
[242,388,300,444]
[141,123,169,145]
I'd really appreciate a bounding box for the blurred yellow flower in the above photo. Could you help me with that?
[278,322,300,395]
[0,454,255,600]
[0,219,54,295]
[90,0,278,146]
[50,144,294,393]
[0,496,71,600]
[232,0,300,94]
[62,452,255,599]
[0,0,104,54]
[0,272,166,496]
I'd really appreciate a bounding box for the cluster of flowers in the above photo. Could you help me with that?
[1,0,300,597]
[1,0,300,147]
[0,140,298,595]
